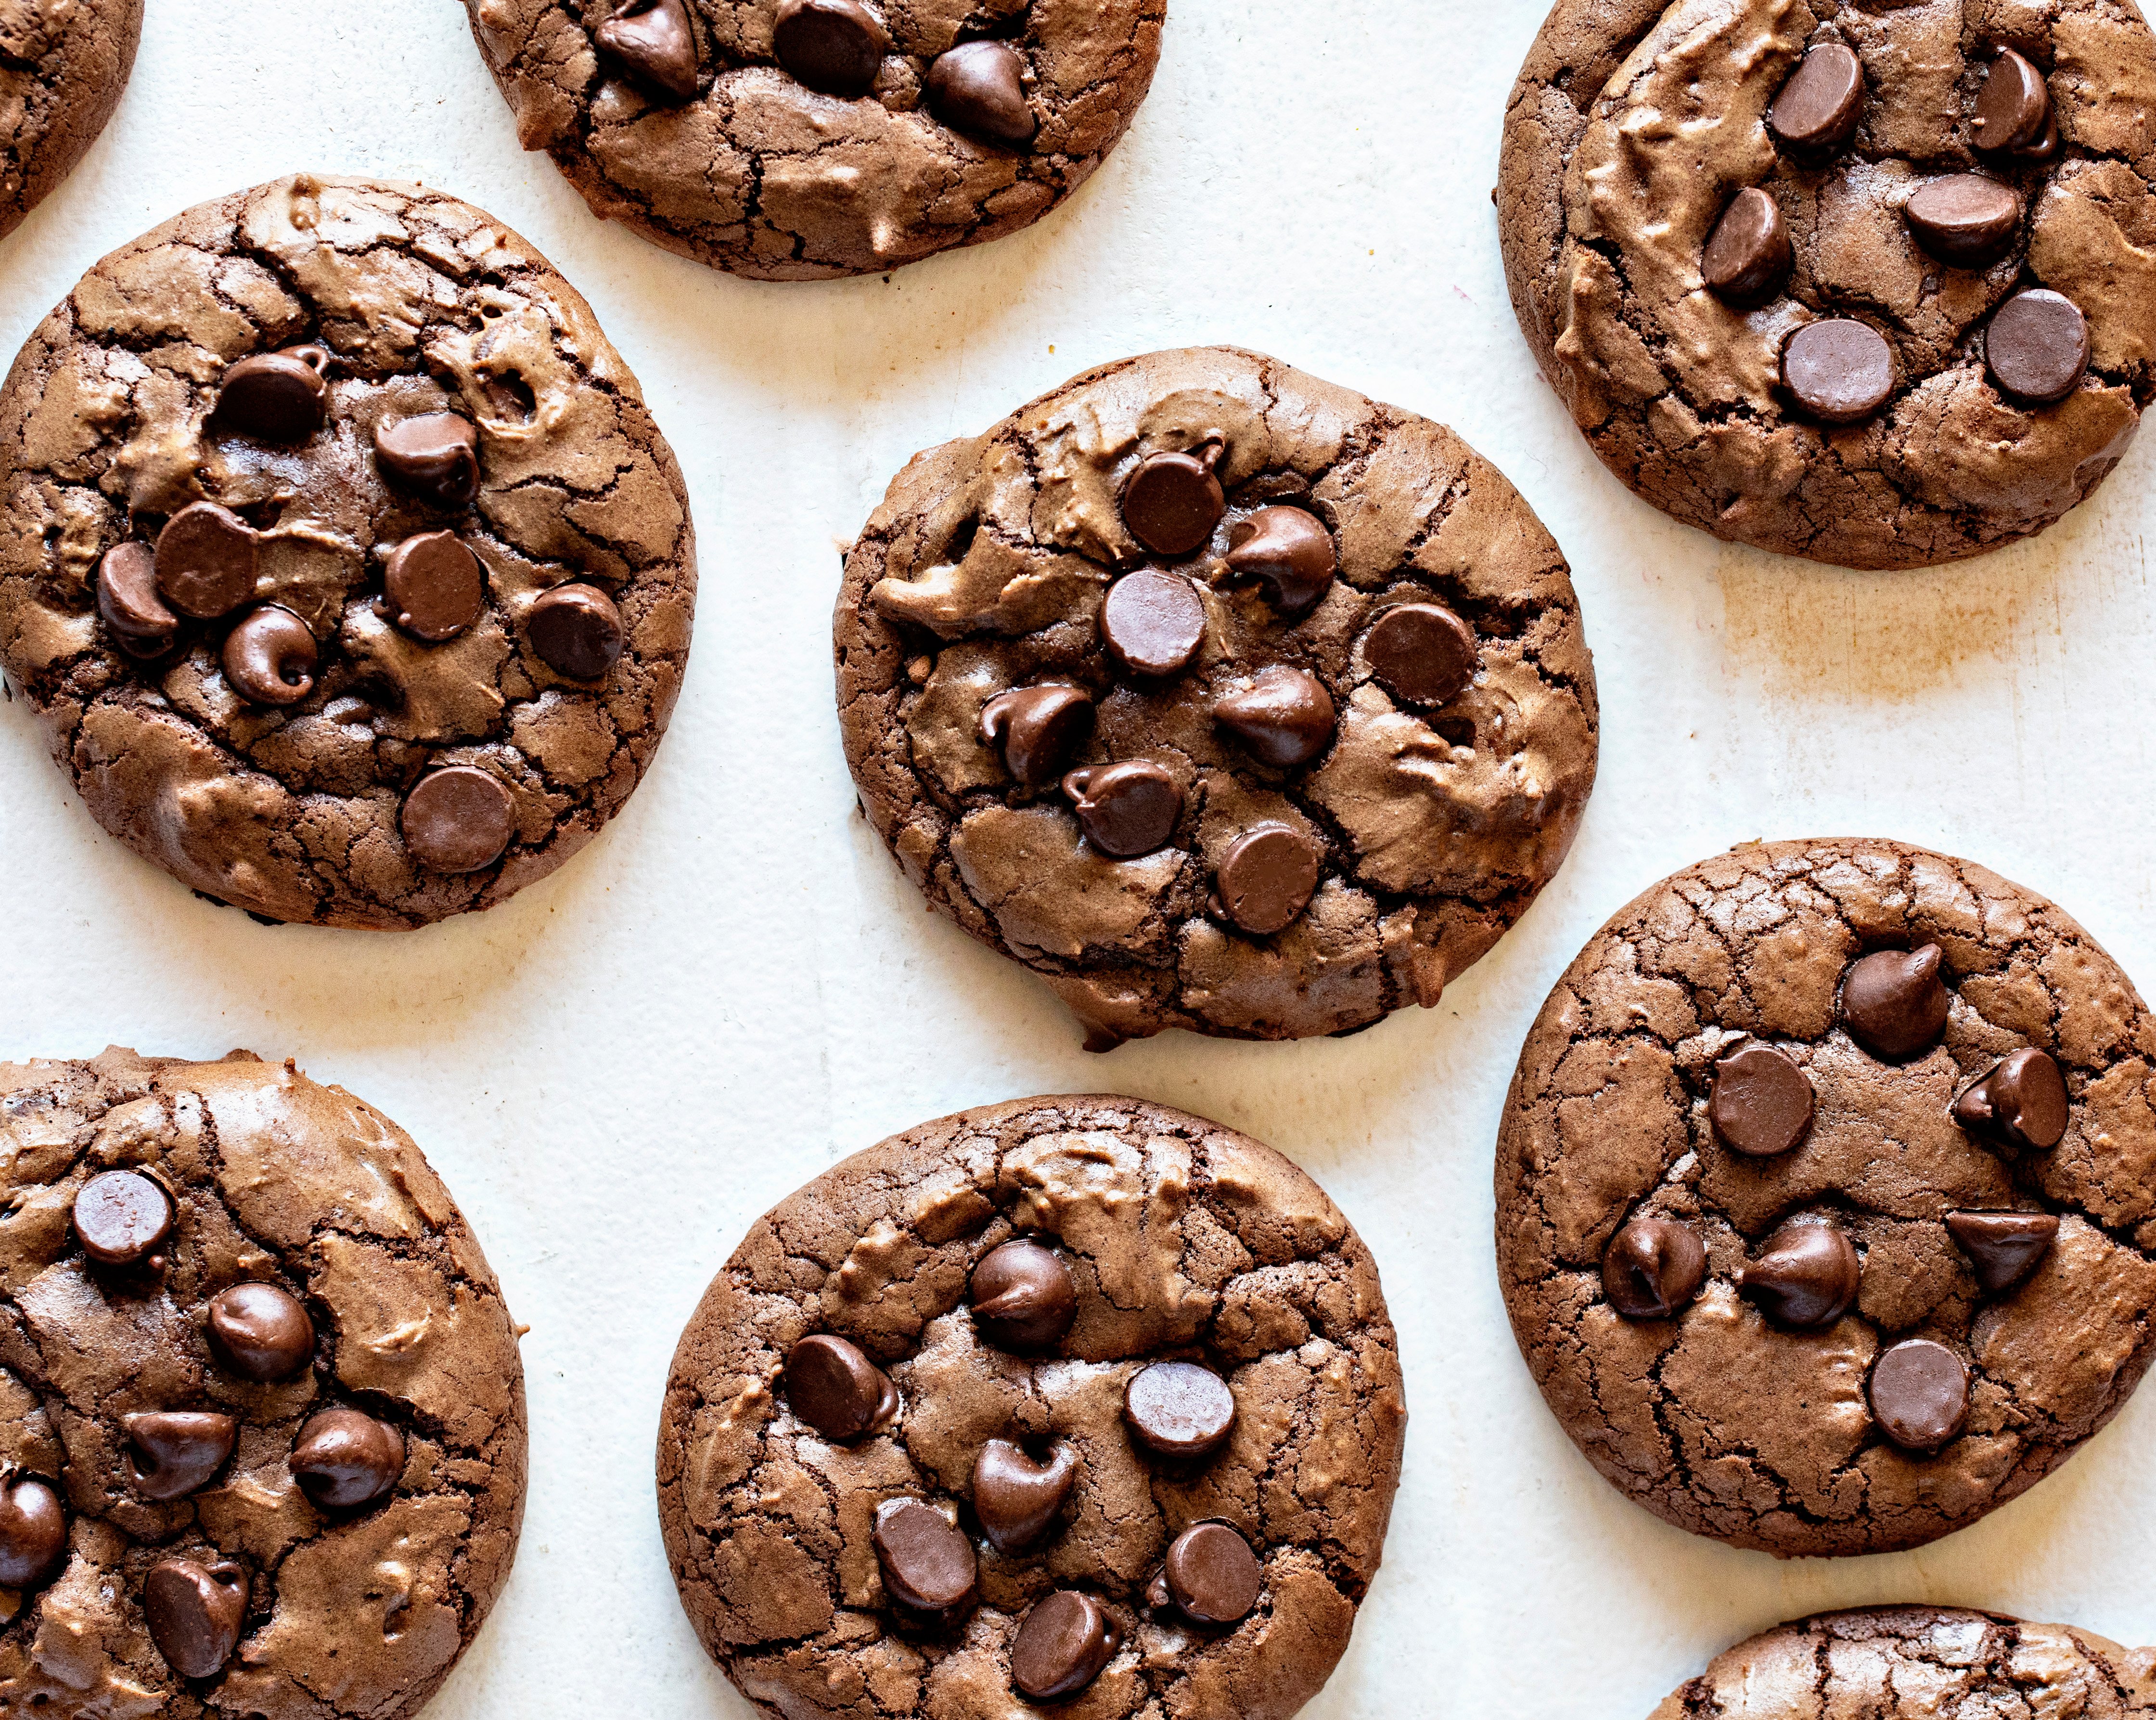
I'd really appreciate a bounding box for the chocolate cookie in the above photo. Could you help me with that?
[0,1048,526,1714]
[460,0,1163,280]
[1495,838,2156,1556]
[1653,1607,2156,1720]
[0,174,696,928]
[1498,0,2156,568]
[0,0,141,243]
[656,1095,1406,1720]
[834,347,1599,1048]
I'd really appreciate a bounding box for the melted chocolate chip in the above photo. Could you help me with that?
[0,1474,66,1591]
[1903,175,2020,268]
[96,542,178,656]
[126,1411,236,1501]
[872,1499,977,1613]
[143,1559,247,1680]
[1986,289,2090,405]
[926,40,1035,144]
[1782,319,1895,423]
[1973,47,2051,155]
[1870,1337,1968,1450]
[1120,447,1225,556]
[1215,824,1321,935]
[373,413,481,506]
[968,1240,1078,1350]
[972,1438,1078,1552]
[1768,41,1864,152]
[385,531,485,642]
[1100,569,1206,677]
[206,1283,315,1383]
[979,685,1093,788]
[1213,666,1336,768]
[73,1170,173,1267]
[1221,506,1337,615]
[1602,1217,1707,1320]
[1841,944,1949,1059]
[154,502,257,620]
[1124,1361,1234,1460]
[1708,1042,1816,1158]
[1363,602,1476,706]
[596,0,700,100]
[291,1408,404,1509]
[212,347,328,442]
[1738,1220,1861,1330]
[1163,1522,1261,1625]
[400,766,516,874]
[772,0,886,98]
[1953,1048,2070,1149]
[221,606,318,706]
[785,1334,898,1441]
[1702,187,1792,304]
[1945,1210,2058,1294]
[1011,1590,1120,1700]
[1062,760,1182,858]
[528,582,625,680]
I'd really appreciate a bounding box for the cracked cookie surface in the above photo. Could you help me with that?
[834,347,1600,1049]
[459,0,1163,280]
[1498,0,2156,568]
[0,0,141,243]
[0,1047,527,1717]
[1496,838,2156,1556]
[0,173,696,929]
[656,1094,1406,1720]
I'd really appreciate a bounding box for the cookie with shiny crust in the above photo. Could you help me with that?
[0,1048,526,1716]
[460,0,1163,281]
[835,346,1599,1049]
[1496,838,2156,1557]
[657,1094,1406,1720]
[1498,0,2156,568]
[0,0,141,243]
[0,174,696,929]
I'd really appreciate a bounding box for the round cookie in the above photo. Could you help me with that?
[0,174,696,929]
[0,1048,526,1715]
[1498,0,2156,568]
[835,347,1600,1048]
[1652,1607,2156,1720]
[0,0,141,244]
[460,0,1163,280]
[1496,838,2156,1556]
[657,1095,1406,1720]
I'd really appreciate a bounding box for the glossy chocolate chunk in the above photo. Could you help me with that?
[1953,1048,2069,1149]
[1768,41,1864,152]
[292,1408,404,1509]
[972,1438,1078,1552]
[206,1283,315,1383]
[1986,290,2089,404]
[1870,1338,1968,1450]
[926,40,1035,144]
[1120,447,1225,556]
[1011,1590,1120,1700]
[126,1411,237,1501]
[1162,1522,1261,1625]
[1215,823,1321,935]
[154,502,257,620]
[1702,187,1792,304]
[213,347,328,442]
[221,605,317,706]
[785,1333,898,1441]
[979,685,1093,788]
[528,582,625,679]
[597,0,700,100]
[872,1499,977,1612]
[0,1474,66,1591]
[1101,569,1206,677]
[1062,760,1182,858]
[1903,175,2020,267]
[1221,506,1336,615]
[1213,666,1335,768]
[385,531,485,642]
[1738,1220,1860,1330]
[1602,1217,1707,1320]
[1973,47,2050,155]
[1708,1042,1816,1157]
[143,1558,247,1679]
[1364,602,1476,706]
[1841,944,1949,1058]
[1124,1361,1234,1460]
[97,542,178,656]
[374,413,481,506]
[969,1240,1077,1350]
[73,1170,173,1267]
[1783,319,1895,422]
[772,0,886,98]
[400,766,516,873]
[1945,1210,2058,1293]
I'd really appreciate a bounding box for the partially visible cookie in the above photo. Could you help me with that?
[0,1048,527,1716]
[1496,839,2156,1556]
[0,0,141,242]
[657,1094,1406,1720]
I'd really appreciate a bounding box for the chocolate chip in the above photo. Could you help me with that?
[1213,666,1335,768]
[926,40,1035,144]
[1768,41,1863,152]
[1953,1047,2070,1150]
[0,1473,65,1591]
[979,685,1093,788]
[969,1240,1077,1350]
[385,531,485,642]
[1363,602,1476,706]
[1902,175,2020,268]
[1945,1210,2059,1294]
[1973,47,2051,155]
[1986,289,2090,405]
[528,582,625,679]
[96,542,178,656]
[125,1411,236,1501]
[1708,1042,1816,1157]
[1782,319,1895,423]
[785,1333,898,1441]
[1162,1522,1261,1625]
[1120,447,1225,556]
[971,1438,1078,1552]
[212,347,328,442]
[772,0,886,98]
[872,1499,977,1613]
[1061,760,1182,858]
[1841,944,1949,1059]
[1124,1361,1234,1460]
[373,413,481,506]
[596,0,700,100]
[1702,187,1792,305]
[1870,1338,1968,1450]
[1221,506,1336,615]
[220,605,318,707]
[1100,569,1206,677]
[154,502,257,620]
[400,766,515,873]
[1738,1220,1861,1330]
[1011,1590,1120,1700]
[1215,824,1321,936]
[73,1170,173,1267]
[290,1408,403,1510]
[142,1558,247,1680]
[206,1283,315,1383]
[1602,1217,1707,1320]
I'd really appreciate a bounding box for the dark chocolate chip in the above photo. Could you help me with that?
[1100,569,1206,677]
[1215,823,1321,936]
[1945,1210,2059,1294]
[1708,1042,1816,1157]
[125,1411,236,1501]
[1768,41,1863,152]
[154,502,257,620]
[212,347,328,442]
[528,582,625,680]
[400,766,515,873]
[1212,666,1335,768]
[1973,47,2050,155]
[1953,1048,2069,1149]
[142,1559,247,1680]
[772,0,886,98]
[291,1408,404,1509]
[969,1240,1077,1350]
[1602,1217,1707,1320]
[1162,1522,1261,1625]
[1841,944,1949,1058]
[2008,103,2060,164]
[926,40,1035,144]
[73,1170,173,1268]
[206,1283,315,1383]
[1061,760,1182,858]
[1702,187,1792,304]
[96,542,178,655]
[785,1333,898,1441]
[1120,447,1225,556]
[385,531,485,642]
[1738,1219,1861,1330]
[0,1474,65,1591]
[872,1499,977,1613]
[972,1438,1078,1552]
[1903,175,2020,268]
[979,685,1093,788]
[373,413,481,507]
[1124,1361,1234,1460]
[1986,289,2090,404]
[220,605,317,707]
[1782,319,1895,423]
[1011,1590,1120,1700]
[1870,1337,1968,1450]
[596,0,700,100]
[1221,506,1336,616]
[1363,602,1476,706]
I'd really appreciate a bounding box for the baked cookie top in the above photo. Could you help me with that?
[1496,839,2156,1556]
[834,347,1599,1048]
[0,0,141,244]
[0,174,696,929]
[1498,0,2156,569]
[0,1048,526,1718]
[460,0,1164,280]
[657,1095,1406,1720]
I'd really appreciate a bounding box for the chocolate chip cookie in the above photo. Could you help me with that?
[1653,1607,2156,1720]
[656,1095,1406,1720]
[1498,0,2156,568]
[0,174,696,928]
[460,0,1163,280]
[1496,838,2156,1556]
[835,347,1600,1049]
[0,1047,527,1715]
[0,0,141,243]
